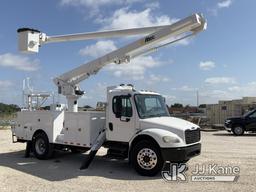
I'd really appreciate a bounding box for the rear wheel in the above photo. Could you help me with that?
[32,132,53,159]
[131,140,163,176]
[232,126,244,136]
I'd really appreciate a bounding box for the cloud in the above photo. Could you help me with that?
[0,80,13,88]
[200,89,231,100]
[228,86,240,92]
[227,82,256,96]
[60,0,120,8]
[218,0,232,8]
[172,85,197,92]
[209,0,233,16]
[146,74,170,85]
[106,55,161,80]
[149,74,169,82]
[205,77,236,85]
[145,2,159,9]
[97,8,189,46]
[163,95,176,104]
[79,40,117,58]
[79,40,164,80]
[199,81,256,104]
[60,0,143,7]
[60,0,144,16]
[0,53,40,71]
[99,8,175,30]
[179,86,196,92]
[61,2,191,45]
[199,61,216,71]
[198,77,248,104]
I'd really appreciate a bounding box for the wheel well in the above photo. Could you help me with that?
[129,134,160,160]
[232,124,244,129]
[32,129,47,140]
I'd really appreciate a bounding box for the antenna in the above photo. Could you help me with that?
[196,90,199,107]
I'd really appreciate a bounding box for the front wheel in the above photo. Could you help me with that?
[32,132,53,160]
[232,126,244,136]
[131,140,164,176]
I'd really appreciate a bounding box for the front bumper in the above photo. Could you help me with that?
[161,143,201,162]
[224,126,232,132]
[224,123,232,132]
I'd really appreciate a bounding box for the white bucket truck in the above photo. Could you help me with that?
[12,13,206,176]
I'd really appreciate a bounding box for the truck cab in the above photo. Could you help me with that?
[105,84,201,176]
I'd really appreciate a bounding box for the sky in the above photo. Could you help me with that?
[0,0,256,107]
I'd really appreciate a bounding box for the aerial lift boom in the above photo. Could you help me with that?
[17,13,206,112]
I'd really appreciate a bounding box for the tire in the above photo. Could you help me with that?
[131,140,163,176]
[32,132,54,160]
[232,126,244,136]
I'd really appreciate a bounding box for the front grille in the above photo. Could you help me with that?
[185,128,200,144]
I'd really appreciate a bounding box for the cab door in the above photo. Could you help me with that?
[107,95,136,142]
[245,111,256,131]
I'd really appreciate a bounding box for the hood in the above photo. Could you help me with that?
[140,116,199,133]
[226,117,244,121]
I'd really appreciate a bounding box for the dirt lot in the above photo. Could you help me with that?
[0,129,255,192]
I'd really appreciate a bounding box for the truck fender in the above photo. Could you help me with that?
[129,128,183,149]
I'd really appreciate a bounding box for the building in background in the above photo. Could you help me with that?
[206,97,256,125]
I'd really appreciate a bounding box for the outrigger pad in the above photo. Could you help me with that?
[25,141,32,158]
[80,150,98,170]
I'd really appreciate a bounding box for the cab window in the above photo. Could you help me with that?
[113,96,132,117]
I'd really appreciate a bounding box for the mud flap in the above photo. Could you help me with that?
[80,150,98,170]
[25,141,32,158]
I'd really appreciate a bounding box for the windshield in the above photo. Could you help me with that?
[134,94,170,119]
[243,109,256,118]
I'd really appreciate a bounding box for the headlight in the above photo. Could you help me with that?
[162,136,180,143]
[225,120,231,124]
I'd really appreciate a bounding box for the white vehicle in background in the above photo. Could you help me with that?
[12,13,206,176]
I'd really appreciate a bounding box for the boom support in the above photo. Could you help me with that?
[17,13,207,112]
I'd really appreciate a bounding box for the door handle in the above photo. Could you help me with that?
[109,122,113,131]
[120,116,130,122]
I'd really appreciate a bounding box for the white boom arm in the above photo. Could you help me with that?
[17,13,206,112]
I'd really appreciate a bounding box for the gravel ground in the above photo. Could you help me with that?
[0,129,255,192]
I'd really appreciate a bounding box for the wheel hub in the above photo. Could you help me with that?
[35,138,46,155]
[234,127,243,135]
[137,148,157,170]
[143,156,150,163]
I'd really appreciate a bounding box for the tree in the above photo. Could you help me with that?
[0,103,20,115]
[171,103,183,108]
[83,105,93,109]
[42,106,51,110]
[199,104,207,108]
